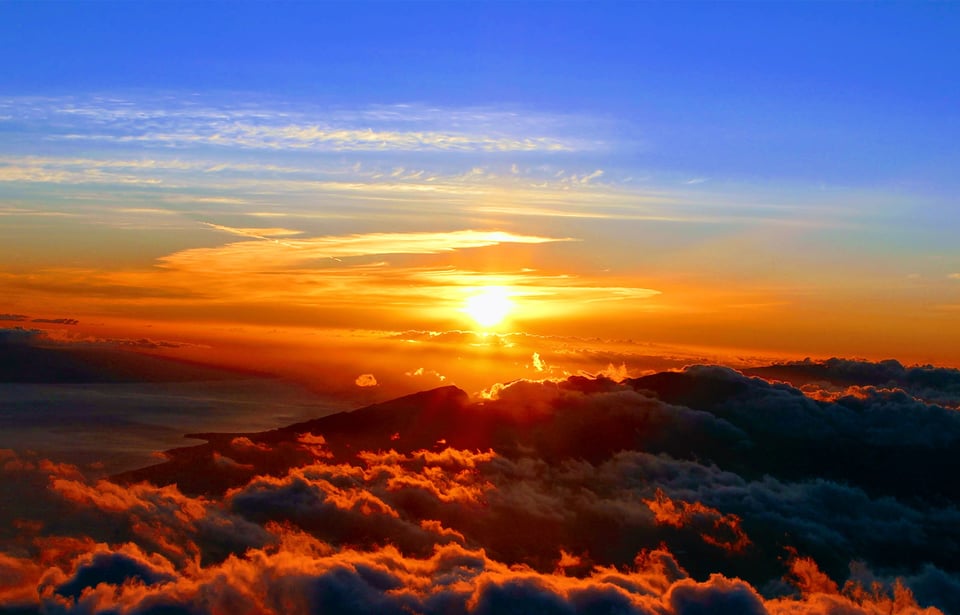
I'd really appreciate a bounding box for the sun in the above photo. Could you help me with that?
[463,286,513,328]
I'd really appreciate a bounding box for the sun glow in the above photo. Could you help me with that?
[463,287,514,328]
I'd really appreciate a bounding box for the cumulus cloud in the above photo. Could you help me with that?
[355,374,378,387]
[405,367,447,382]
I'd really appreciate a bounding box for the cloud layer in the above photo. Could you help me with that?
[1,360,959,613]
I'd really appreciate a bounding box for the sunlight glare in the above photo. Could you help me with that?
[464,287,513,328]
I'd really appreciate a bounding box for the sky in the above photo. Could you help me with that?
[2,2,960,381]
[4,4,960,614]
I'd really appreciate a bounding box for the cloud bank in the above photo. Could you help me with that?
[1,360,958,613]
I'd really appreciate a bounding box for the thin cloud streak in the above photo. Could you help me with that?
[0,154,864,231]
[62,125,574,152]
[157,230,573,272]
[5,97,587,153]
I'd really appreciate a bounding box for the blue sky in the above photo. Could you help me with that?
[3,2,958,188]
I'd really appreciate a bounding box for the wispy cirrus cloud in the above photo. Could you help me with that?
[66,124,574,153]
[202,223,303,240]
[0,153,870,230]
[0,94,920,237]
[2,97,589,154]
[0,158,165,186]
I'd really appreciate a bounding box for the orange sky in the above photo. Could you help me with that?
[3,102,959,382]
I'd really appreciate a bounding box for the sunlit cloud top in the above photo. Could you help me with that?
[160,229,572,272]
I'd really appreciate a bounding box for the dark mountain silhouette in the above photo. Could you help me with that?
[626,370,750,411]
[117,386,473,494]
[118,366,960,512]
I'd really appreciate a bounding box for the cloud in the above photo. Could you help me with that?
[597,362,629,381]
[111,337,192,350]
[9,229,659,329]
[6,97,584,154]
[355,374,378,387]
[1,95,890,239]
[158,229,572,273]
[52,546,176,601]
[30,318,79,325]
[405,367,446,382]
[0,326,44,345]
[0,314,29,322]
[564,169,604,186]
[746,357,960,408]
[643,488,750,553]
[203,222,304,240]
[900,565,960,615]
[105,364,954,589]
[666,575,767,615]
[0,551,45,605]
[2,537,944,615]
[63,122,575,153]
